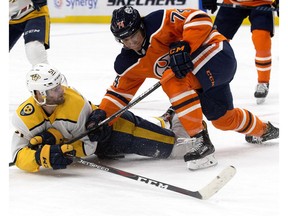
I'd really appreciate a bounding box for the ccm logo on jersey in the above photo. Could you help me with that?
[20,103,35,116]
[206,70,215,87]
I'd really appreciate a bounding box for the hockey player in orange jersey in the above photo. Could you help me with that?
[202,0,278,104]
[86,6,279,170]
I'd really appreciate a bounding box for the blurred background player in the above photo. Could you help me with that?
[9,0,50,65]
[201,0,279,104]
[11,63,194,172]
[86,6,279,171]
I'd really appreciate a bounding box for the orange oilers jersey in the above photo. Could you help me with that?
[224,0,274,7]
[99,8,227,119]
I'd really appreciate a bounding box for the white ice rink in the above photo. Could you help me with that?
[5,21,286,216]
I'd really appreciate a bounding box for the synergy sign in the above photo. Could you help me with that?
[51,0,98,11]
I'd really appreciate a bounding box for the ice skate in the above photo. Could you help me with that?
[254,83,269,104]
[245,122,279,144]
[179,122,217,170]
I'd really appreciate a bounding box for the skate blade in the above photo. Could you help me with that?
[187,154,218,170]
[256,97,266,105]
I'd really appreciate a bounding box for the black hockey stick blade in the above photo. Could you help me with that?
[72,155,236,200]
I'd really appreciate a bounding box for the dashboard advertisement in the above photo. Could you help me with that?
[48,0,202,22]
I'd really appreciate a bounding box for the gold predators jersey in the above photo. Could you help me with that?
[11,87,97,172]
[9,0,49,23]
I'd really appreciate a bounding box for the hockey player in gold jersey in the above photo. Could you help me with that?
[11,63,193,172]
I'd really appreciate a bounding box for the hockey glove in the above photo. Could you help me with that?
[202,0,218,14]
[85,109,112,142]
[169,41,193,79]
[35,144,75,169]
[29,128,64,150]
[31,0,41,11]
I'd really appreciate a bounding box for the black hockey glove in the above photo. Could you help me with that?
[169,41,193,79]
[202,0,218,14]
[31,0,41,11]
[35,144,75,169]
[28,128,64,150]
[86,109,112,142]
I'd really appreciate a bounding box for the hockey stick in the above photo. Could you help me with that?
[65,72,175,144]
[216,3,278,12]
[69,155,236,200]
[9,73,174,167]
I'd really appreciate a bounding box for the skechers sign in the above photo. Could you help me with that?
[107,0,186,5]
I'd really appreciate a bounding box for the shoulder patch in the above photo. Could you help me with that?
[20,103,35,116]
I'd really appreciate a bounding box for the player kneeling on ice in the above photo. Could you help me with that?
[84,6,279,171]
[11,63,196,172]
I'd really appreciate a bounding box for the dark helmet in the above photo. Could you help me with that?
[110,6,142,40]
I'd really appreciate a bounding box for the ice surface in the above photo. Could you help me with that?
[6,23,284,216]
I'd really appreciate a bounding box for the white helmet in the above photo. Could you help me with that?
[26,63,66,105]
